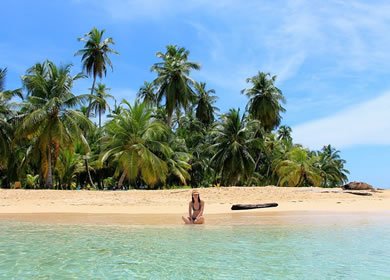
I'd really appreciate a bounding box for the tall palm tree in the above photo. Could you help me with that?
[151,45,200,127]
[211,109,256,186]
[19,61,92,188]
[75,28,118,97]
[137,81,157,107]
[194,82,218,127]
[242,72,286,132]
[88,83,114,128]
[275,147,321,187]
[102,101,171,188]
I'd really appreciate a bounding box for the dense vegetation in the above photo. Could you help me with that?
[0,28,349,189]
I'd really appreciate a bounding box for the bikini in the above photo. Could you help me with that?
[191,202,201,221]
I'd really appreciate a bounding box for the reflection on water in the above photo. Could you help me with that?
[0,219,389,279]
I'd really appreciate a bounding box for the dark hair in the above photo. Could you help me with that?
[192,194,201,204]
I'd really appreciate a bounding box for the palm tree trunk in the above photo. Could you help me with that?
[87,76,97,117]
[46,145,53,189]
[91,76,96,96]
[167,114,172,128]
[99,109,102,128]
[84,157,96,189]
[118,171,126,189]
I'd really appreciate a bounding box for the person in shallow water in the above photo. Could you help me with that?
[182,190,205,224]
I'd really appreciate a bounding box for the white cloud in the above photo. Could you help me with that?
[292,91,390,149]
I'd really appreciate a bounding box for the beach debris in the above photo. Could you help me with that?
[231,203,278,210]
[344,191,373,196]
[341,181,376,191]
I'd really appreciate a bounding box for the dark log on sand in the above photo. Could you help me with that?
[344,191,373,196]
[231,203,278,210]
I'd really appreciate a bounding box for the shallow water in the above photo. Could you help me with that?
[0,219,389,279]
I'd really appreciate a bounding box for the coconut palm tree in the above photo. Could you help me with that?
[277,125,292,143]
[137,81,157,107]
[102,101,171,188]
[242,72,286,132]
[87,83,114,128]
[194,82,218,127]
[211,109,257,186]
[151,45,200,127]
[275,147,322,187]
[75,28,118,97]
[316,145,349,187]
[0,68,23,174]
[165,136,192,186]
[19,61,92,188]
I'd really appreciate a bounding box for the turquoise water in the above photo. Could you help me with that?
[0,220,389,279]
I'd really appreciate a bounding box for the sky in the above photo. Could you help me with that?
[1,0,390,188]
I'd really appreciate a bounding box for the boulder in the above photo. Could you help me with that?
[341,181,376,191]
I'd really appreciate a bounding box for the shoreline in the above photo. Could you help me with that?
[0,211,388,226]
[1,187,388,225]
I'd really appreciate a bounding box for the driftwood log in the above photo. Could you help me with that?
[231,203,278,210]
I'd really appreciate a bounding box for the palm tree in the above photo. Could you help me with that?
[211,109,256,186]
[316,145,349,187]
[88,83,114,128]
[194,82,218,127]
[0,68,22,171]
[151,45,200,126]
[75,28,118,97]
[137,81,157,106]
[165,136,192,186]
[242,72,286,132]
[275,147,321,187]
[56,149,83,189]
[102,101,171,188]
[19,61,92,188]
[277,125,292,143]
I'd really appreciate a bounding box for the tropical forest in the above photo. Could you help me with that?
[0,28,349,190]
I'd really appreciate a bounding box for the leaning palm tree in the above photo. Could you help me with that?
[211,109,256,186]
[75,28,118,96]
[242,72,286,132]
[194,82,218,127]
[151,45,200,127]
[102,101,171,188]
[18,61,92,188]
[87,83,115,128]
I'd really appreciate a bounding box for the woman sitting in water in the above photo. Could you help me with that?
[182,190,204,224]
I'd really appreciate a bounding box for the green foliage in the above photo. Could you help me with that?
[151,45,200,126]
[242,72,286,132]
[275,147,322,187]
[0,41,350,189]
[25,174,39,189]
[18,60,92,188]
[75,27,118,81]
[211,109,257,186]
[102,101,171,187]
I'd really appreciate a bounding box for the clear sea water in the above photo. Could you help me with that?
[0,218,389,279]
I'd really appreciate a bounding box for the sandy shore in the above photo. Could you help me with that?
[0,187,388,225]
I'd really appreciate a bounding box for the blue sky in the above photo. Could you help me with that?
[1,0,390,188]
